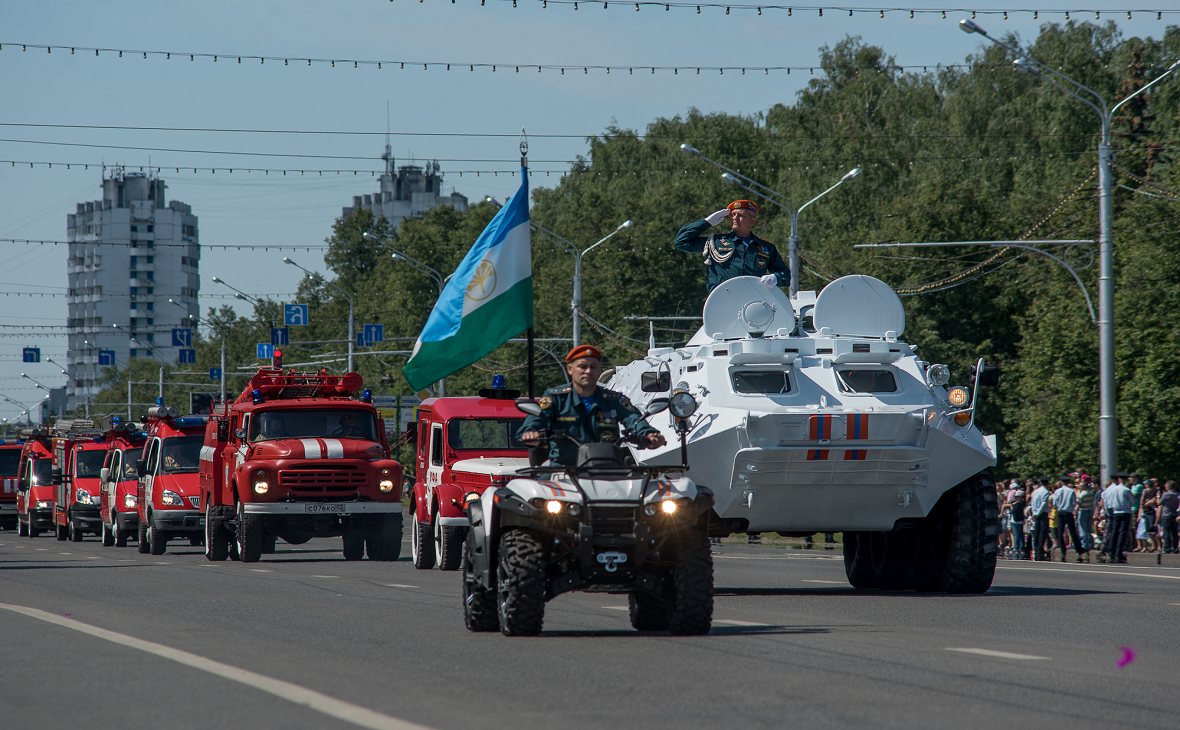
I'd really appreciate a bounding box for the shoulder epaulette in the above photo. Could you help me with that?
[549,385,572,395]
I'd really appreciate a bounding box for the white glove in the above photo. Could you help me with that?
[705,208,730,226]
[759,274,779,287]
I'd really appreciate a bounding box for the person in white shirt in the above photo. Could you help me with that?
[1100,480,1134,563]
[1052,476,1084,562]
[1028,478,1053,561]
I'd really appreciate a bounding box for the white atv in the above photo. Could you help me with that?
[461,393,715,636]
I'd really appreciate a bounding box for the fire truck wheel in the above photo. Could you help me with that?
[56,522,68,541]
[236,503,263,563]
[148,524,168,555]
[190,535,205,547]
[842,532,878,589]
[435,519,464,571]
[628,592,670,631]
[496,529,546,636]
[668,529,713,636]
[929,469,999,594]
[138,520,150,554]
[69,519,84,542]
[366,514,402,561]
[411,516,435,569]
[869,531,908,590]
[342,529,365,561]
[205,502,230,561]
[102,519,116,547]
[462,536,499,632]
[18,518,29,537]
[28,523,40,538]
[115,526,128,548]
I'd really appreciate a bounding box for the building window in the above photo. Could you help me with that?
[130,287,137,295]
[147,256,153,264]
[145,302,153,311]
[130,302,137,310]
[146,271,154,280]
[130,256,136,265]
[147,318,153,325]
[130,349,137,357]
[130,225,138,232]
[147,225,154,232]
[147,287,154,294]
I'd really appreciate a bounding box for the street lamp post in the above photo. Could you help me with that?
[283,258,354,373]
[530,221,633,347]
[959,17,1180,486]
[680,143,860,298]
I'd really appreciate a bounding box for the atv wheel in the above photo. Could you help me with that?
[137,519,150,554]
[668,529,713,636]
[411,515,435,569]
[435,518,463,571]
[205,502,230,562]
[342,529,365,561]
[367,513,403,561]
[101,518,116,547]
[869,532,909,590]
[148,523,167,555]
[842,532,877,589]
[462,535,499,632]
[928,469,999,593]
[236,502,263,563]
[628,592,670,631]
[496,529,546,636]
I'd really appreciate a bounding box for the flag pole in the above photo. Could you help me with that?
[521,129,535,398]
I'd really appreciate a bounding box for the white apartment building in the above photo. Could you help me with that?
[341,157,468,227]
[65,170,199,410]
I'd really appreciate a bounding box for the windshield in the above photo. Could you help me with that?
[837,369,898,394]
[448,418,527,451]
[0,450,20,476]
[31,458,53,486]
[118,449,139,480]
[160,436,203,473]
[250,409,378,442]
[74,449,107,478]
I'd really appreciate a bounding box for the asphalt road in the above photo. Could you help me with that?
[2,530,1178,730]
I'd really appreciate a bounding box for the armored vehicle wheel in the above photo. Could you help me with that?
[869,532,909,590]
[236,502,263,563]
[149,524,167,555]
[462,536,499,632]
[137,520,150,554]
[902,531,940,591]
[435,518,463,571]
[919,469,999,594]
[101,519,116,547]
[18,518,28,537]
[56,522,68,541]
[205,502,230,561]
[497,529,546,636]
[411,516,435,569]
[842,532,877,589]
[668,529,713,636]
[628,592,670,631]
[69,519,84,542]
[342,529,365,561]
[366,513,403,561]
[260,536,276,554]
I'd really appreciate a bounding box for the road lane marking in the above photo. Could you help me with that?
[946,648,1048,661]
[310,575,339,579]
[59,552,72,555]
[85,556,99,560]
[0,602,434,730]
[250,569,272,573]
[602,606,629,611]
[385,584,418,589]
[801,579,847,584]
[713,619,769,627]
[36,548,47,551]
[997,566,1180,580]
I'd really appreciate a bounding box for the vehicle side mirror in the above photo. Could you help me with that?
[646,397,670,416]
[100,467,110,482]
[51,466,63,484]
[136,459,146,475]
[971,363,1001,387]
[234,428,246,440]
[641,371,671,392]
[515,398,543,417]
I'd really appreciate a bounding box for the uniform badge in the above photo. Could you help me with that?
[538,396,553,409]
[619,397,630,408]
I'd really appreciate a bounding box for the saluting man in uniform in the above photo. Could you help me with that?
[674,199,790,292]
[517,345,666,466]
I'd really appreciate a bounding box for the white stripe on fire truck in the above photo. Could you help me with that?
[322,439,344,459]
[300,439,323,459]
[199,446,216,463]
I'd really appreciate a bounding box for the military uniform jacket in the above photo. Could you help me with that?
[674,218,790,292]
[515,384,657,466]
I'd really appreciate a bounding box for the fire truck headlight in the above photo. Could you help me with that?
[35,500,52,510]
[75,489,94,505]
[124,493,137,509]
[378,480,394,492]
[161,490,185,506]
[546,500,563,514]
[661,499,679,514]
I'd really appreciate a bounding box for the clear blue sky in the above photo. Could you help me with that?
[1,0,1173,422]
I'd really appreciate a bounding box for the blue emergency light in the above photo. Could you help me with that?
[492,374,507,389]
[173,416,207,427]
[252,389,265,405]
[360,388,373,403]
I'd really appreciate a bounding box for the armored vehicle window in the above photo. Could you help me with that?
[250,409,377,442]
[0,450,20,476]
[448,418,527,451]
[837,369,898,393]
[119,449,139,479]
[74,450,107,478]
[160,436,203,474]
[732,370,792,394]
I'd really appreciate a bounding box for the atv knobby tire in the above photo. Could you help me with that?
[628,592,670,631]
[462,535,499,632]
[668,529,713,635]
[497,529,546,636]
[926,469,999,594]
[842,532,878,589]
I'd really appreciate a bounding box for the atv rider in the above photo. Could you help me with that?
[517,345,666,465]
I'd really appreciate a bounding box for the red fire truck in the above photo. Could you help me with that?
[52,420,109,542]
[409,377,530,571]
[135,404,207,555]
[98,418,147,547]
[1,438,24,530]
[200,366,404,563]
[15,429,57,537]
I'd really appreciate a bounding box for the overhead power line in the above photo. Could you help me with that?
[2,237,329,251]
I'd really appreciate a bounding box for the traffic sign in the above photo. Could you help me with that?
[284,304,309,326]
[172,328,193,347]
[271,327,289,346]
[22,347,40,363]
[256,343,274,359]
[363,324,384,344]
[98,350,116,366]
[357,332,366,348]
[178,348,197,364]
[209,367,223,381]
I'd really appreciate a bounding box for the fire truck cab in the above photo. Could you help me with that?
[200,367,404,563]
[1,439,24,530]
[15,430,57,537]
[409,378,530,571]
[98,418,147,547]
[136,404,207,555]
[52,420,108,542]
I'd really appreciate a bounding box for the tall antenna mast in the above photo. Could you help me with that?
[382,100,394,176]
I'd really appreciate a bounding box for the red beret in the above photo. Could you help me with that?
[727,200,758,214]
[565,345,602,363]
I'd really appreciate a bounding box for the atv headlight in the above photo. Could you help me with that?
[661,500,678,514]
[926,363,950,387]
[75,488,94,505]
[546,500,563,514]
[124,493,137,509]
[947,386,970,407]
[160,490,185,506]
[378,480,394,492]
[669,390,699,419]
[35,500,52,509]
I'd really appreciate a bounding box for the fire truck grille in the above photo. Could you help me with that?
[588,505,637,534]
[280,468,367,494]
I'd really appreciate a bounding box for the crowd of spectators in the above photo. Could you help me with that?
[997,472,1180,563]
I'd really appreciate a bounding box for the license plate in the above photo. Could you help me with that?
[0,504,15,511]
[306,503,346,514]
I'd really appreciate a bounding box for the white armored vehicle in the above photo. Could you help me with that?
[607,275,1001,593]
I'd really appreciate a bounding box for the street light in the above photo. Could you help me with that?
[530,220,633,347]
[284,258,354,372]
[211,276,261,305]
[683,143,860,297]
[362,232,447,291]
[958,16,1180,488]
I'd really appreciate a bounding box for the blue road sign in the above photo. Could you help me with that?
[172,328,193,347]
[284,304,309,326]
[363,324,384,344]
[357,332,365,348]
[209,367,223,381]
[256,343,274,359]
[271,327,289,346]
[22,347,40,363]
[178,348,197,364]
[98,350,116,366]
